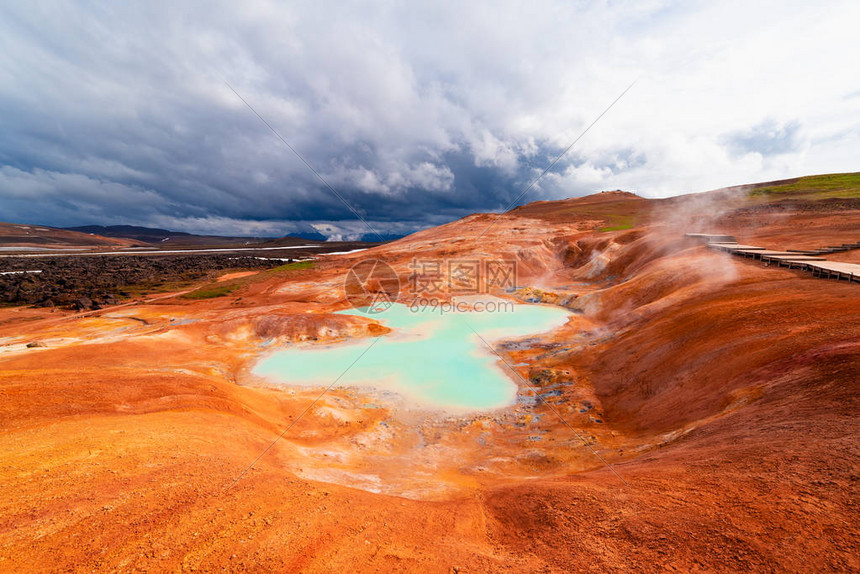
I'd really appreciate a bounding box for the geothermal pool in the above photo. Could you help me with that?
[252,302,570,411]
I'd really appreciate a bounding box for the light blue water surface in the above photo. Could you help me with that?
[252,303,570,411]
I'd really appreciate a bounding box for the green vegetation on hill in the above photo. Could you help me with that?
[179,260,314,300]
[599,224,634,232]
[599,215,635,232]
[272,260,315,272]
[181,283,239,299]
[748,173,860,199]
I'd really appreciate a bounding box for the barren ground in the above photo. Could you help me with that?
[1,181,858,572]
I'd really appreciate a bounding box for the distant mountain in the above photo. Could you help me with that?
[0,222,145,248]
[64,225,402,244]
[64,225,322,247]
[288,231,405,242]
[288,231,329,242]
[66,225,193,243]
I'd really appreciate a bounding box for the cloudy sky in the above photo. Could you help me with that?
[1,1,858,239]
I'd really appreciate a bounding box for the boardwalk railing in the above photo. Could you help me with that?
[684,234,860,284]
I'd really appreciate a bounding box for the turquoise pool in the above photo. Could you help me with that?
[252,302,570,411]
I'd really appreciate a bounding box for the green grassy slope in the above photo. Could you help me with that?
[746,173,860,199]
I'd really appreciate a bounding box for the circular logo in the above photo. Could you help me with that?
[343,259,400,314]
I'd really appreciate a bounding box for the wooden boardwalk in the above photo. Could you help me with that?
[685,234,860,284]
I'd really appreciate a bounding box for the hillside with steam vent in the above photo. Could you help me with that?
[0,173,857,571]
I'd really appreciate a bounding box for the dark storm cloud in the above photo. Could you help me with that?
[0,2,857,238]
[0,1,602,238]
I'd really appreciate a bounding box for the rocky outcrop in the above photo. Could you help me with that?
[0,255,281,308]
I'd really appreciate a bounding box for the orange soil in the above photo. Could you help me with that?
[0,191,858,572]
[217,271,260,282]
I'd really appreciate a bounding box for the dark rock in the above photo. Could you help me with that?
[26,341,46,348]
[0,254,282,308]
